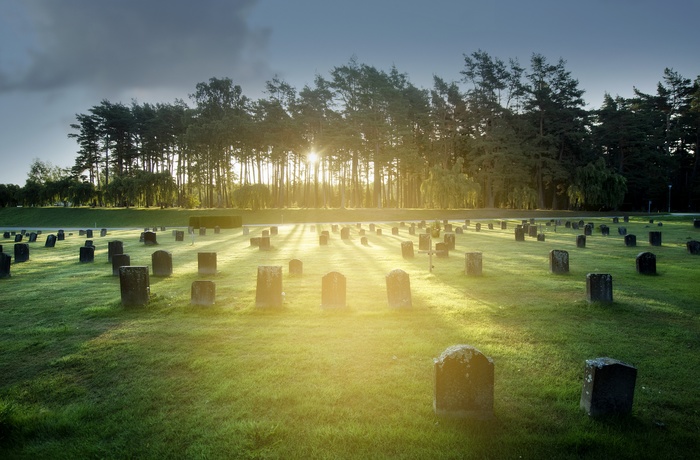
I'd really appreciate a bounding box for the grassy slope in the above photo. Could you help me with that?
[0,209,699,459]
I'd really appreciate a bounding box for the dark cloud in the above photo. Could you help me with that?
[0,0,269,93]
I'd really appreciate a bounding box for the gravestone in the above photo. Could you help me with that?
[408,227,416,236]
[444,233,455,250]
[57,230,65,241]
[198,252,217,275]
[143,231,158,245]
[119,266,150,306]
[262,229,270,238]
[250,237,260,247]
[444,223,453,233]
[584,225,593,236]
[256,266,283,308]
[514,227,525,242]
[618,227,627,236]
[369,224,376,232]
[361,236,369,246]
[139,232,145,243]
[565,221,571,229]
[687,240,700,255]
[0,253,11,278]
[528,225,538,238]
[455,227,463,234]
[488,223,494,230]
[475,223,482,232]
[85,240,94,248]
[433,344,494,419]
[175,230,184,241]
[321,271,346,308]
[243,227,250,235]
[694,219,700,229]
[376,228,382,236]
[108,241,124,263]
[612,217,619,224]
[572,222,579,230]
[648,231,662,247]
[549,250,569,274]
[86,229,93,238]
[2,232,9,239]
[580,357,637,417]
[500,221,507,230]
[28,232,37,243]
[579,220,585,227]
[80,230,86,236]
[401,241,414,259]
[359,229,366,236]
[319,234,329,246]
[392,227,399,236]
[624,234,637,247]
[100,228,107,237]
[624,215,629,223]
[199,227,206,236]
[418,233,431,251]
[331,225,339,233]
[79,246,95,263]
[465,252,482,276]
[214,226,221,234]
[45,234,57,248]
[112,254,131,276]
[576,235,586,248]
[386,269,411,308]
[151,250,173,277]
[435,242,449,258]
[14,234,22,243]
[636,252,656,275]
[14,243,29,263]
[464,219,470,226]
[537,233,545,242]
[259,236,271,251]
[289,259,303,276]
[586,273,613,303]
[191,280,216,306]
[600,225,610,236]
[341,227,350,240]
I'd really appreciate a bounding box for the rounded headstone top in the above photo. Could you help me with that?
[434,344,493,366]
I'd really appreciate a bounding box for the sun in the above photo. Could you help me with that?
[307,152,318,164]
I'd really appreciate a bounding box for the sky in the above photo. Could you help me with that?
[0,0,698,185]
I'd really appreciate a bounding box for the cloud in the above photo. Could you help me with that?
[0,0,269,94]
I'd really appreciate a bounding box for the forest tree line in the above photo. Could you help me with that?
[1,51,699,211]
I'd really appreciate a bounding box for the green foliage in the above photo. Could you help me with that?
[233,184,272,210]
[573,158,628,210]
[420,159,479,208]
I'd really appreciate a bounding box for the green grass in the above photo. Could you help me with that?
[1,210,699,459]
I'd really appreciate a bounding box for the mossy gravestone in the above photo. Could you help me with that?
[576,235,586,248]
[580,357,637,417]
[151,250,173,277]
[434,345,495,420]
[514,227,525,242]
[465,252,482,276]
[444,233,455,250]
[586,273,613,303]
[112,254,130,276]
[198,252,217,275]
[401,241,414,259]
[191,280,215,306]
[418,233,431,251]
[549,249,569,274]
[256,266,283,308]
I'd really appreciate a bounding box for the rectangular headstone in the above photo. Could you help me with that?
[119,266,150,306]
[386,269,411,308]
[648,231,662,247]
[321,271,346,308]
[580,357,637,417]
[151,250,173,277]
[79,246,95,263]
[112,253,131,276]
[256,266,283,308]
[108,241,124,263]
[549,250,569,274]
[465,252,482,276]
[198,252,217,275]
[45,234,57,248]
[0,253,11,278]
[635,252,656,275]
[401,241,414,259]
[191,280,216,306]
[289,259,303,276]
[586,273,613,303]
[14,243,29,263]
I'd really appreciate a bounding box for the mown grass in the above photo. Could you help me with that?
[0,210,699,459]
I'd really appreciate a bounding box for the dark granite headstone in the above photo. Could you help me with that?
[580,357,637,417]
[108,241,124,263]
[28,232,37,243]
[199,227,206,236]
[401,241,414,259]
[612,217,619,224]
[119,266,150,306]
[584,225,593,236]
[624,234,636,247]
[435,242,449,258]
[84,240,94,248]
[576,235,586,248]
[649,231,662,247]
[586,273,613,303]
[0,253,11,278]
[14,234,22,243]
[112,253,131,276]
[433,344,494,419]
[386,269,411,308]
[488,223,494,230]
[289,259,303,276]
[175,230,184,241]
[191,280,216,306]
[143,231,158,245]
[100,228,108,237]
[256,265,283,308]
[214,226,221,234]
[600,225,610,236]
[465,252,482,276]
[57,230,65,241]
[198,252,217,275]
[14,243,29,263]
[2,232,9,239]
[549,250,569,274]
[321,271,346,308]
[537,233,545,242]
[151,250,173,277]
[79,246,94,263]
[418,233,431,251]
[444,233,455,250]
[618,227,627,236]
[475,223,482,232]
[623,215,629,223]
[694,219,700,229]
[514,227,525,242]
[528,225,538,238]
[636,252,656,275]
[45,234,57,248]
[500,221,507,230]
[86,229,93,238]
[686,240,700,255]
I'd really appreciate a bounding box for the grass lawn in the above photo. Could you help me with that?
[1,209,699,459]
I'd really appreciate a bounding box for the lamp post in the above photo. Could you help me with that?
[668,184,672,213]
